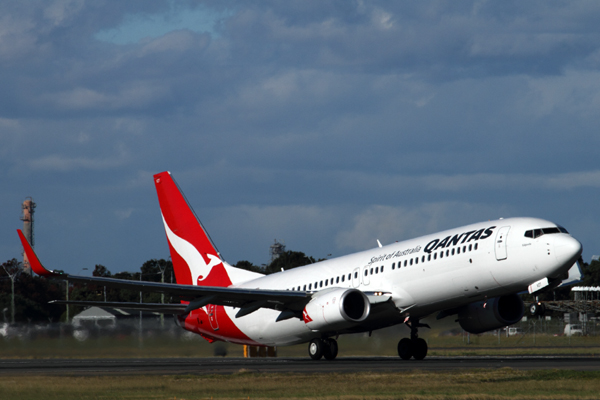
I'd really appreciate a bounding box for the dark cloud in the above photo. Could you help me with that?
[2,1,600,272]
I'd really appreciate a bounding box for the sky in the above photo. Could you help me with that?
[2,1,600,275]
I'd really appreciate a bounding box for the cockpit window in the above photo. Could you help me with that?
[543,227,560,234]
[524,226,566,239]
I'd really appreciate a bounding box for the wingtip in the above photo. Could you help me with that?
[17,229,54,277]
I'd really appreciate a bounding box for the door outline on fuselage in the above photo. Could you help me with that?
[352,267,360,288]
[207,303,219,331]
[362,266,370,286]
[495,226,511,261]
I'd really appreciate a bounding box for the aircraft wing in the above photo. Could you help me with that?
[18,230,310,316]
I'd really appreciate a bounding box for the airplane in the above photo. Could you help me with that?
[18,171,583,360]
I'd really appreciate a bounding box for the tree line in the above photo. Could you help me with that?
[2,253,599,324]
[0,251,316,323]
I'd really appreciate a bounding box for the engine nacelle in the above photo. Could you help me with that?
[303,288,370,332]
[457,294,524,334]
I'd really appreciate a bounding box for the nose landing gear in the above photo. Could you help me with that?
[397,318,430,360]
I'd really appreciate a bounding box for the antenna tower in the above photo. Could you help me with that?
[20,197,36,275]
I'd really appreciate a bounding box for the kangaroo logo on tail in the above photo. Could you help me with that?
[154,171,231,287]
[161,214,222,285]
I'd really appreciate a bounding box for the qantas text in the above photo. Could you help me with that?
[423,226,496,254]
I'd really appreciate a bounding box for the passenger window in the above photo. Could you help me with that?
[446,250,449,257]
[440,251,443,259]
[457,247,460,254]
[303,285,306,291]
[392,263,395,270]
[375,267,379,274]
[415,257,418,265]
[309,283,312,290]
[336,277,339,284]
[341,275,345,282]
[468,244,472,251]
[354,272,358,279]
[404,260,408,267]
[434,253,437,260]
[451,248,455,256]
[370,268,374,275]
[475,243,478,250]
[463,245,466,252]
[428,254,431,261]
[364,269,368,276]
[421,256,425,263]
[381,265,384,272]
[410,259,413,266]
[320,281,323,288]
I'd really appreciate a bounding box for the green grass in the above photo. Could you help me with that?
[1,328,600,359]
[1,369,600,399]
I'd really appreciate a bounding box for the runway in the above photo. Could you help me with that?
[1,356,599,376]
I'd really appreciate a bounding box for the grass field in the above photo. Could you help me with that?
[2,322,599,399]
[1,369,599,399]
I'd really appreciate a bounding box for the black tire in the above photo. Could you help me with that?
[308,339,323,360]
[397,338,412,360]
[529,303,546,317]
[537,303,546,316]
[323,339,338,360]
[412,338,428,360]
[529,303,538,316]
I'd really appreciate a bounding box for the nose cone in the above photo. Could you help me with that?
[555,235,583,267]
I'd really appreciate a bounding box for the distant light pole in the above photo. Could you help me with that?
[2,262,21,324]
[139,272,143,346]
[157,262,167,328]
[65,279,69,322]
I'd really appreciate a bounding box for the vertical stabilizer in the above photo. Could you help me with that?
[154,171,232,287]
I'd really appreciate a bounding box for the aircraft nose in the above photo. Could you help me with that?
[554,235,582,265]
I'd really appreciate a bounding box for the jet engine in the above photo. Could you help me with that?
[303,288,370,332]
[457,294,524,334]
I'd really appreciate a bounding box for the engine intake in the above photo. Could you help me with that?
[304,288,370,332]
[457,294,524,334]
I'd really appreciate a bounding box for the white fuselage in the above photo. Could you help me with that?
[216,217,581,346]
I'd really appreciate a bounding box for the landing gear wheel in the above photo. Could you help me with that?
[323,339,338,360]
[308,339,323,360]
[412,338,428,360]
[529,302,546,317]
[397,338,413,360]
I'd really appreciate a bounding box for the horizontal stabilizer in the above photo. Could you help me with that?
[51,300,187,314]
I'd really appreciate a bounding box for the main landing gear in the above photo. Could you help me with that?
[529,302,546,317]
[397,318,430,360]
[308,338,338,360]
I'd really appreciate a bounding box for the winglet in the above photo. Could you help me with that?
[17,229,57,277]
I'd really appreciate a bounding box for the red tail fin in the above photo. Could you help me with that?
[154,171,232,287]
